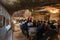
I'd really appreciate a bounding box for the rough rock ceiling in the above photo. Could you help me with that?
[0,0,60,15]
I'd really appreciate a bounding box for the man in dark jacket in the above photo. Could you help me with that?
[36,21,43,40]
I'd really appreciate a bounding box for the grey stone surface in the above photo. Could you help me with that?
[0,4,10,20]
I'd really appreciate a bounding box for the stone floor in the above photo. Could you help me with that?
[5,30,12,40]
[0,24,60,40]
[13,26,27,40]
[58,32,60,40]
[13,26,60,40]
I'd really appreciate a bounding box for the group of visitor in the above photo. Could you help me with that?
[20,18,58,40]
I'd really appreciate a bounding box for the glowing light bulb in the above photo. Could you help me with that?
[49,9,59,13]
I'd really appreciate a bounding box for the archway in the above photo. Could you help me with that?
[0,1,60,39]
[10,4,60,40]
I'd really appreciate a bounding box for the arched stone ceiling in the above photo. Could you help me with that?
[0,0,60,15]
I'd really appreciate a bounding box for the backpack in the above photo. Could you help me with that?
[37,26,43,32]
[27,22,33,27]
